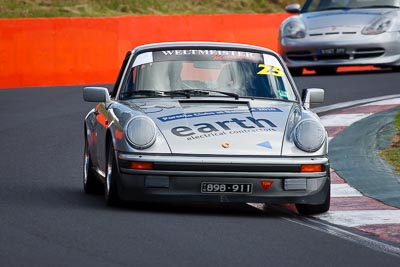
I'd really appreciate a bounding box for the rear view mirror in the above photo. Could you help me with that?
[302,88,324,109]
[285,3,301,14]
[83,87,111,103]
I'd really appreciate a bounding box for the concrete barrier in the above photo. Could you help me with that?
[0,13,290,88]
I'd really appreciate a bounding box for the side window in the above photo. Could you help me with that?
[112,51,132,98]
[127,67,137,92]
[119,66,139,98]
[303,0,323,12]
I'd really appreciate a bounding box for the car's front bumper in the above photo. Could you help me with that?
[116,153,330,205]
[279,31,400,69]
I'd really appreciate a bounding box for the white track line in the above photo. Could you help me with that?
[314,210,400,227]
[285,216,400,257]
[314,94,400,114]
[321,113,372,127]
[363,98,400,106]
[331,184,363,197]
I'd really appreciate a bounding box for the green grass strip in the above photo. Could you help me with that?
[380,112,400,175]
[0,0,304,18]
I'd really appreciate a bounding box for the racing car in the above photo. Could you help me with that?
[279,0,400,75]
[83,41,330,215]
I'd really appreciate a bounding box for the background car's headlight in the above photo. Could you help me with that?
[283,20,306,39]
[362,16,392,35]
[125,116,157,149]
[293,119,325,152]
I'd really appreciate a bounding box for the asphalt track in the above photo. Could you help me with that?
[1,70,400,266]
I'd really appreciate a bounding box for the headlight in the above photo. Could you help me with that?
[283,19,306,39]
[293,119,325,152]
[362,16,392,35]
[286,106,302,139]
[125,116,157,149]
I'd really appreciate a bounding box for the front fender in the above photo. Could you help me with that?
[108,104,172,154]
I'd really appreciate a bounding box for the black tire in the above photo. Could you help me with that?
[289,68,303,76]
[392,66,400,72]
[314,67,336,75]
[296,183,330,215]
[83,138,103,194]
[105,142,121,206]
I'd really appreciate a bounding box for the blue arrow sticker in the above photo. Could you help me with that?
[257,141,272,149]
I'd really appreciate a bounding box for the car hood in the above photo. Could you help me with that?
[301,8,391,32]
[130,98,295,155]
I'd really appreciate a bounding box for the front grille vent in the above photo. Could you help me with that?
[309,31,357,37]
[287,47,385,62]
[354,48,385,59]
[287,51,313,61]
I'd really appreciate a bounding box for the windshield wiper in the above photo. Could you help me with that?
[120,90,163,99]
[317,7,351,11]
[122,89,239,99]
[210,90,239,100]
[121,90,190,99]
[163,90,191,98]
[169,89,239,100]
[358,5,399,9]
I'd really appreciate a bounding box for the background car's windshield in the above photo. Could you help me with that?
[302,0,400,12]
[121,50,297,101]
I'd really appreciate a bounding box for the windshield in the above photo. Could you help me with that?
[302,0,400,12]
[119,49,297,101]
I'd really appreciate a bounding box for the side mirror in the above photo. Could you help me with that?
[83,87,111,103]
[285,3,301,14]
[302,88,324,109]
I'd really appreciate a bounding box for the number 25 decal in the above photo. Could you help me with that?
[257,64,283,77]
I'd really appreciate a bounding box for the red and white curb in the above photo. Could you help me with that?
[315,97,400,244]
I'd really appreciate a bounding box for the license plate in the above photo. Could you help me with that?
[201,182,253,194]
[318,48,346,55]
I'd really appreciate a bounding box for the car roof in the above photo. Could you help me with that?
[131,41,276,55]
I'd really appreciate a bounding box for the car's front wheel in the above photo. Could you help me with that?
[296,184,330,215]
[105,142,121,206]
[83,138,103,194]
[314,67,336,75]
[392,66,400,72]
[289,67,303,76]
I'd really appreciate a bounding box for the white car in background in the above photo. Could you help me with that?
[279,0,400,75]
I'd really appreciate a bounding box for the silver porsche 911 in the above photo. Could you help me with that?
[279,0,400,75]
[83,42,330,215]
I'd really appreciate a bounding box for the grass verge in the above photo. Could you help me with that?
[380,111,400,175]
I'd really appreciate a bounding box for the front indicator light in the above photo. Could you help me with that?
[260,181,273,191]
[301,164,322,172]
[130,161,154,170]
